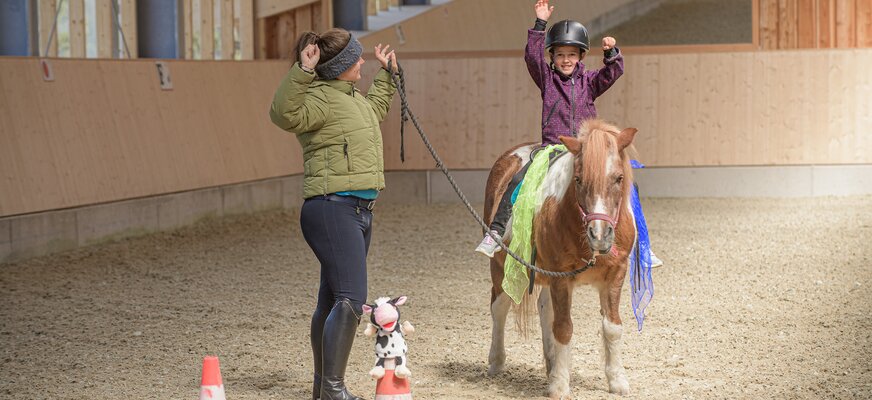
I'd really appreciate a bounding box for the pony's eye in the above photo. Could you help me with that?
[574,176,581,184]
[616,175,624,184]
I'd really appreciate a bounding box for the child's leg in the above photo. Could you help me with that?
[490,162,531,236]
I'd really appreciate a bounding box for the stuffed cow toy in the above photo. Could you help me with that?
[362,296,415,379]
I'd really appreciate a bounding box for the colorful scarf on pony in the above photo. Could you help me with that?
[628,160,654,331]
[502,145,566,304]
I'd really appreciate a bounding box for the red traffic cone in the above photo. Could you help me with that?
[199,356,226,400]
[375,359,412,400]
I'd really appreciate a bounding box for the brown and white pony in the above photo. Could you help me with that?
[486,120,637,398]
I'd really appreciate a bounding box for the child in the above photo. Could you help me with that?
[476,0,663,268]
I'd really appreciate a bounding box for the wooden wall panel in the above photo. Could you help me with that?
[38,0,58,56]
[221,0,234,58]
[760,0,872,49]
[2,49,871,216]
[200,0,214,59]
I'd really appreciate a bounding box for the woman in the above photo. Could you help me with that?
[269,28,398,400]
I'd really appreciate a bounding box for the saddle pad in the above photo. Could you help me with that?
[502,144,567,304]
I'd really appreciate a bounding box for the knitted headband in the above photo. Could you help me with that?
[315,35,363,80]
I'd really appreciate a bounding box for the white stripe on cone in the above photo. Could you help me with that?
[200,384,226,400]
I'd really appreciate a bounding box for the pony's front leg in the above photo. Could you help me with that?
[537,286,555,376]
[599,284,629,395]
[487,289,512,376]
[546,279,574,400]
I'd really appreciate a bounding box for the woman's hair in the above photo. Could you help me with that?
[293,28,351,66]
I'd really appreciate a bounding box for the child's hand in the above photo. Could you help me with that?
[535,0,553,21]
[602,36,617,51]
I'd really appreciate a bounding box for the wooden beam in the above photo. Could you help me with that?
[857,0,872,47]
[295,5,312,38]
[221,0,234,58]
[96,0,113,58]
[368,0,377,16]
[70,0,86,58]
[239,0,254,59]
[379,0,389,12]
[182,0,193,58]
[759,0,780,49]
[120,0,137,58]
[201,0,214,59]
[256,0,319,19]
[835,0,855,48]
[797,0,815,48]
[255,17,267,59]
[38,0,58,56]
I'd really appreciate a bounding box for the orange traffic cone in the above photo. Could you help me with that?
[199,356,226,400]
[375,359,412,400]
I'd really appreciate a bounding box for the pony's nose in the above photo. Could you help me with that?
[587,224,614,241]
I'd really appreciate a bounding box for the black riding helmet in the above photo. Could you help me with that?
[545,20,590,52]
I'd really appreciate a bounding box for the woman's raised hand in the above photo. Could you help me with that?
[535,0,553,21]
[300,44,320,70]
[375,44,398,73]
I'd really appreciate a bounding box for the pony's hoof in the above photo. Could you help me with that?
[608,376,630,395]
[487,363,504,377]
[395,366,412,379]
[369,366,385,379]
[548,382,571,399]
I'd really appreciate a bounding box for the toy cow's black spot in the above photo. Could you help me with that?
[376,334,389,348]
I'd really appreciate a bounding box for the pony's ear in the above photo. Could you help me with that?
[362,304,373,314]
[559,136,582,154]
[391,296,408,306]
[616,128,638,151]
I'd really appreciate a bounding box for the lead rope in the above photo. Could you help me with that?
[386,60,596,278]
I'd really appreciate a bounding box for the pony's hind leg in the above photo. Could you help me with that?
[599,284,630,395]
[488,290,512,376]
[537,286,555,376]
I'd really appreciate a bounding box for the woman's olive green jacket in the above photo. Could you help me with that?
[269,63,397,199]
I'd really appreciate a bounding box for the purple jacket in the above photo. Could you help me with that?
[525,29,624,145]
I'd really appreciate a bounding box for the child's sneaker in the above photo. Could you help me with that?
[650,251,664,268]
[475,230,503,258]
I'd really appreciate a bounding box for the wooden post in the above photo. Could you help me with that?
[368,0,377,16]
[70,0,86,57]
[96,0,114,57]
[201,0,214,59]
[239,0,254,59]
[221,0,233,58]
[379,0,389,12]
[182,0,193,58]
[38,0,58,56]
[120,0,137,58]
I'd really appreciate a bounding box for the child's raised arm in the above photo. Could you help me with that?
[525,0,554,88]
[586,36,624,99]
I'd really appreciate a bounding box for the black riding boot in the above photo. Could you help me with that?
[320,299,364,400]
[311,308,328,400]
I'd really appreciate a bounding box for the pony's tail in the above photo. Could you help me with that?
[512,284,542,340]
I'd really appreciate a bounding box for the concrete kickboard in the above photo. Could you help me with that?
[157,188,224,230]
[281,176,304,210]
[223,179,283,215]
[812,165,872,196]
[381,171,428,204]
[634,166,814,197]
[8,210,78,261]
[0,218,12,264]
[77,199,160,246]
[428,170,488,204]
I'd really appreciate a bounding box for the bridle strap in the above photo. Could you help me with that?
[577,191,624,228]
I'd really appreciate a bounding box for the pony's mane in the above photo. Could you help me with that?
[538,120,633,210]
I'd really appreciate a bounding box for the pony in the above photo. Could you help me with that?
[485,120,638,398]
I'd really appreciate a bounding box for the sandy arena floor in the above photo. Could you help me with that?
[1,197,871,399]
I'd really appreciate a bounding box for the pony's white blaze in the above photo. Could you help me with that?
[536,152,573,213]
[601,317,630,395]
